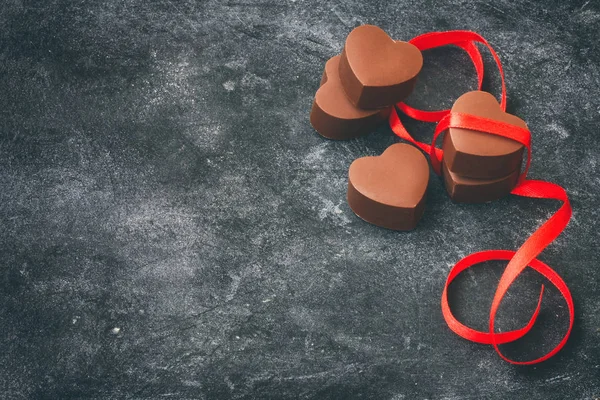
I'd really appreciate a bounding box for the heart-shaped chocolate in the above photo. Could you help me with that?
[310,55,390,140]
[339,25,423,109]
[347,143,429,230]
[442,158,520,203]
[443,91,526,179]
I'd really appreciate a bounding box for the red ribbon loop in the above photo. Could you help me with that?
[397,30,507,122]
[388,30,574,364]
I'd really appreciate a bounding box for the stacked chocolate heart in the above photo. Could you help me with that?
[441,91,526,203]
[310,25,423,139]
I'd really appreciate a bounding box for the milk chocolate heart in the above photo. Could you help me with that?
[339,25,423,109]
[347,143,429,230]
[443,91,526,179]
[310,55,390,140]
[442,159,520,203]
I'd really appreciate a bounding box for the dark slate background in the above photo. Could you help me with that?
[1,0,599,399]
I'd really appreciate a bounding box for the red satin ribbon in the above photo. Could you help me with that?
[389,31,574,364]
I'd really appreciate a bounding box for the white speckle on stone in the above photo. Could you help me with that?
[303,143,328,166]
[318,199,350,225]
[111,327,121,335]
[478,359,492,369]
[226,274,241,301]
[577,9,600,24]
[224,58,248,70]
[223,80,236,91]
[182,380,203,388]
[241,72,272,90]
[224,376,235,391]
[547,122,570,139]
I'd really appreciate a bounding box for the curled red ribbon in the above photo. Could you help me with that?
[389,30,574,364]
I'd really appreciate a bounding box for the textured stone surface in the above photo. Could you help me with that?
[1,1,599,399]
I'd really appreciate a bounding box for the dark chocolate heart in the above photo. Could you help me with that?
[443,91,527,179]
[310,55,389,140]
[347,143,429,230]
[339,25,423,109]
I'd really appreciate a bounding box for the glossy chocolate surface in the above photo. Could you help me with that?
[339,25,423,109]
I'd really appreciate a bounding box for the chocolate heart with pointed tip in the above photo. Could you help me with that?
[443,91,526,179]
[339,25,423,109]
[348,143,429,230]
[310,55,390,140]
